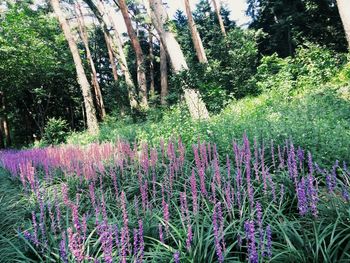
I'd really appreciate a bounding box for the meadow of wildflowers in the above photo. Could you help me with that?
[0,134,349,262]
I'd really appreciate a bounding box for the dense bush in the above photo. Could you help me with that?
[255,44,345,94]
[41,117,69,145]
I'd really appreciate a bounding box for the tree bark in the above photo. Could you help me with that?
[184,0,208,63]
[0,119,4,149]
[50,0,99,134]
[337,0,350,49]
[212,0,226,37]
[149,28,155,95]
[0,91,9,148]
[118,0,148,109]
[103,30,119,81]
[160,42,168,105]
[147,0,209,119]
[75,1,106,119]
[84,0,139,110]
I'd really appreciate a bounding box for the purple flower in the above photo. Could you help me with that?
[237,233,242,248]
[190,170,198,214]
[180,192,189,224]
[342,187,349,202]
[244,220,258,263]
[256,202,263,249]
[277,145,285,169]
[137,220,144,262]
[31,211,39,247]
[243,134,254,209]
[200,142,209,169]
[306,175,318,217]
[213,202,224,263]
[265,225,272,259]
[307,151,313,176]
[120,227,128,263]
[68,227,84,262]
[174,251,180,263]
[198,167,207,197]
[287,143,298,185]
[158,223,164,243]
[297,178,308,216]
[253,138,259,181]
[186,223,193,251]
[297,147,305,171]
[162,200,170,235]
[59,233,68,263]
[193,145,202,172]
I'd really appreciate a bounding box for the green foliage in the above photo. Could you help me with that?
[0,2,83,146]
[66,46,350,166]
[41,117,69,145]
[172,25,259,113]
[247,0,348,56]
[256,44,345,94]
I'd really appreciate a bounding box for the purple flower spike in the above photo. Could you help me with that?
[265,225,272,259]
[174,251,180,263]
[244,220,258,263]
[297,178,308,216]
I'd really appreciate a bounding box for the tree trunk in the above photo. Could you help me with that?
[212,0,226,37]
[3,116,11,147]
[147,0,209,119]
[50,0,99,134]
[184,0,208,63]
[84,0,139,110]
[160,42,168,105]
[149,28,155,95]
[75,1,106,119]
[337,0,350,49]
[0,119,4,149]
[103,31,119,81]
[118,0,148,110]
[0,92,6,148]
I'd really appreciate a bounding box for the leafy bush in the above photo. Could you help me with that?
[41,117,69,145]
[256,44,344,94]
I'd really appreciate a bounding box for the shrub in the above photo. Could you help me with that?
[41,117,69,145]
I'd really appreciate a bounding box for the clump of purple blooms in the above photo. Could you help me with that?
[0,135,348,262]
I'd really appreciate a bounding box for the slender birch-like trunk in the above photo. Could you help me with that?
[75,1,106,119]
[184,0,208,63]
[118,0,148,109]
[84,0,139,110]
[337,0,350,49]
[50,0,99,134]
[160,42,168,105]
[147,0,209,119]
[213,0,226,37]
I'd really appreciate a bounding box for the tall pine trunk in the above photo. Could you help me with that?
[84,0,139,110]
[149,28,155,95]
[147,0,209,119]
[184,0,208,63]
[213,0,226,37]
[50,0,99,134]
[337,0,350,49]
[118,0,148,109]
[75,1,106,119]
[160,42,168,105]
[103,31,119,81]
[0,92,10,147]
